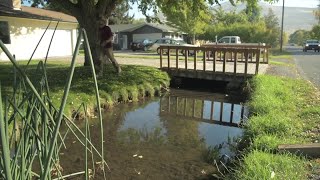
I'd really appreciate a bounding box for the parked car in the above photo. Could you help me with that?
[149,38,177,54]
[218,36,242,44]
[150,38,197,54]
[176,40,200,55]
[131,39,153,51]
[303,40,320,52]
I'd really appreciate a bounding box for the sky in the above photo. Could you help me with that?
[263,0,319,8]
[129,0,319,19]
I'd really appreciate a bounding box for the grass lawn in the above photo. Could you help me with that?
[231,69,320,178]
[0,60,170,116]
[269,49,294,61]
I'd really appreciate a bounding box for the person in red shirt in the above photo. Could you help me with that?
[99,17,121,74]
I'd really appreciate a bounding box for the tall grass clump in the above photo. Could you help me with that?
[234,150,307,180]
[0,29,106,179]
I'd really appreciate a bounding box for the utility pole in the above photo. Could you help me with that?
[280,0,285,52]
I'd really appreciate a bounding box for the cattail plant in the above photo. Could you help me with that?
[0,26,106,179]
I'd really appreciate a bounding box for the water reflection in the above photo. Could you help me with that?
[61,89,246,179]
[160,91,249,127]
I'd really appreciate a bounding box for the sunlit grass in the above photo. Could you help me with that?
[234,150,307,180]
[269,60,295,67]
[232,74,320,178]
[0,61,170,116]
[269,49,294,60]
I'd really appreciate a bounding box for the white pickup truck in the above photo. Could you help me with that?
[217,36,242,44]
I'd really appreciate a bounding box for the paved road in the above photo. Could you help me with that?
[286,46,320,88]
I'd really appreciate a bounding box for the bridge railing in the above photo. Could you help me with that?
[158,44,270,76]
[160,95,248,127]
[201,43,270,64]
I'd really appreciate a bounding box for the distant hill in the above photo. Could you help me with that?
[212,2,318,35]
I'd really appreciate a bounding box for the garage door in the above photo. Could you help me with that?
[36,29,73,58]
[48,29,73,57]
[133,33,162,42]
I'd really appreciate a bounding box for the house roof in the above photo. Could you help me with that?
[0,5,77,23]
[109,23,184,34]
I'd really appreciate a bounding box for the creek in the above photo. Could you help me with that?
[61,80,248,179]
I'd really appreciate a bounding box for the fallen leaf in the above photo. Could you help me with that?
[271,171,275,178]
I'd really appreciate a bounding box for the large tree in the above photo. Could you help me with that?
[108,1,134,25]
[24,0,277,73]
[263,8,280,47]
[288,30,310,45]
[314,0,320,24]
[162,0,212,44]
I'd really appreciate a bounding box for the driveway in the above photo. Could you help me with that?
[286,46,320,88]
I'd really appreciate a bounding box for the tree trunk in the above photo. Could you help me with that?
[75,12,120,73]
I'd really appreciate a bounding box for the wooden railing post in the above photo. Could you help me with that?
[203,49,206,71]
[223,50,226,74]
[213,50,216,72]
[194,49,197,71]
[234,51,238,75]
[210,101,214,120]
[185,49,188,69]
[176,48,179,70]
[201,100,204,119]
[220,102,224,122]
[241,52,244,62]
[230,103,234,123]
[244,49,249,78]
[159,47,162,68]
[255,49,260,74]
[266,48,269,64]
[184,98,187,116]
[167,46,170,70]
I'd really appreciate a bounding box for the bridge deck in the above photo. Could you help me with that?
[160,59,268,81]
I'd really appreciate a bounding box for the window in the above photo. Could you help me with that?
[219,38,229,43]
[164,39,171,44]
[0,21,11,44]
[231,37,236,43]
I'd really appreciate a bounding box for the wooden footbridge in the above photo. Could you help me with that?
[158,44,270,82]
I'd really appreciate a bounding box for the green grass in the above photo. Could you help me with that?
[234,150,307,180]
[115,53,159,59]
[269,60,295,67]
[0,61,170,116]
[269,49,294,60]
[231,75,320,178]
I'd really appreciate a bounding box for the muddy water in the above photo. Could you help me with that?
[60,89,248,179]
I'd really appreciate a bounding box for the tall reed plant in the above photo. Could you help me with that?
[0,27,106,179]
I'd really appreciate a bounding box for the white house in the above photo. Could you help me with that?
[0,0,78,61]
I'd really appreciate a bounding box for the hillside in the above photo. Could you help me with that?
[212,2,318,35]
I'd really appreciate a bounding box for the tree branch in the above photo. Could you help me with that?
[96,0,119,17]
[52,0,81,17]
